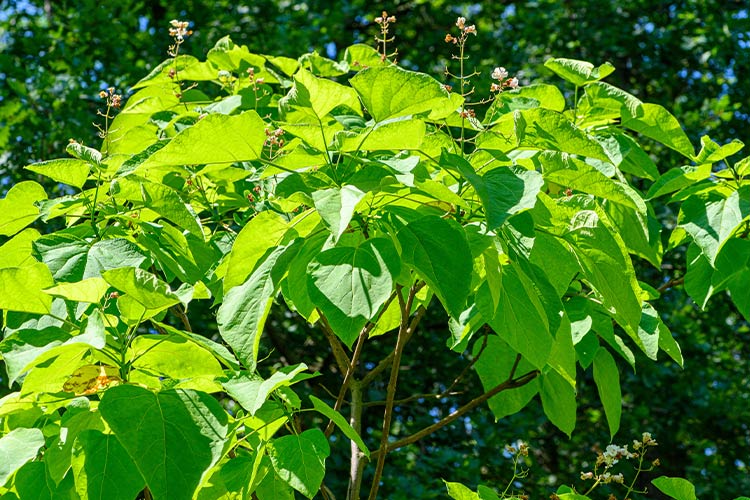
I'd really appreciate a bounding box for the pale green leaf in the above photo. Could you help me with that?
[652,476,697,500]
[622,103,694,158]
[0,228,40,269]
[0,427,45,486]
[280,68,362,119]
[544,57,615,86]
[0,263,54,314]
[44,277,110,303]
[222,363,308,415]
[337,118,426,152]
[102,267,180,311]
[444,480,480,500]
[25,158,90,189]
[137,111,268,168]
[0,181,47,237]
[312,185,365,243]
[647,164,712,199]
[350,65,457,122]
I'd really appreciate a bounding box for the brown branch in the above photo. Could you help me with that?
[318,310,351,374]
[325,327,368,437]
[439,329,490,398]
[363,391,464,408]
[170,304,192,332]
[657,276,684,293]
[372,369,540,458]
[368,284,423,500]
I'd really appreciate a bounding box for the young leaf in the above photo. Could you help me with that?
[268,429,330,499]
[443,480,480,500]
[310,395,370,458]
[0,181,47,237]
[25,158,90,189]
[312,185,365,243]
[622,103,695,158]
[544,57,615,87]
[652,476,698,500]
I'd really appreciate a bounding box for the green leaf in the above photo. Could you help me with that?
[99,385,229,500]
[337,118,427,152]
[280,68,362,119]
[268,429,330,499]
[0,181,47,237]
[622,103,694,158]
[308,238,400,346]
[218,242,295,369]
[647,164,712,199]
[695,135,744,163]
[652,476,698,500]
[0,228,40,269]
[565,210,643,336]
[255,467,295,500]
[444,152,542,229]
[592,348,621,437]
[444,480,480,500]
[25,158,90,189]
[350,65,458,122]
[102,267,180,311]
[312,185,365,243]
[310,395,370,458]
[398,216,472,317]
[541,152,646,212]
[43,277,109,303]
[224,211,292,292]
[222,363,308,415]
[487,262,553,370]
[474,336,540,420]
[540,369,577,436]
[45,403,106,483]
[128,335,224,386]
[0,427,45,487]
[138,111,268,168]
[71,430,145,500]
[678,186,750,265]
[0,263,54,314]
[66,142,102,166]
[544,57,615,86]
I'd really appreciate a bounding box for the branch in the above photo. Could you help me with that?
[169,304,192,332]
[657,276,684,293]
[373,368,540,459]
[325,327,368,437]
[318,310,351,374]
[363,391,464,408]
[368,285,423,500]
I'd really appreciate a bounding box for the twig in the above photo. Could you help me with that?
[657,276,684,293]
[169,304,192,332]
[318,311,351,374]
[363,391,464,408]
[372,368,540,459]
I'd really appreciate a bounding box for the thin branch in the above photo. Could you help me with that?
[325,327,368,437]
[440,329,490,397]
[363,391,464,408]
[373,369,540,458]
[169,304,192,332]
[368,285,421,500]
[318,310,351,374]
[657,276,684,293]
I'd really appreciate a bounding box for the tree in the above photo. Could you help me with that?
[1,7,749,500]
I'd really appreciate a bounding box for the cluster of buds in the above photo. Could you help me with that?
[374,11,396,28]
[505,441,530,457]
[247,67,265,88]
[98,87,122,108]
[264,127,285,148]
[490,66,520,92]
[445,16,476,45]
[247,185,262,203]
[374,11,398,63]
[169,20,192,42]
[168,20,192,57]
[633,431,658,450]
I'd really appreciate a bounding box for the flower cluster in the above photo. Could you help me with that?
[374,11,396,26]
[374,11,398,63]
[168,20,192,42]
[98,87,122,109]
[247,67,265,87]
[490,66,520,92]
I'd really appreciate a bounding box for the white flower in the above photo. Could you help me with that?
[491,67,508,80]
[507,77,520,89]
